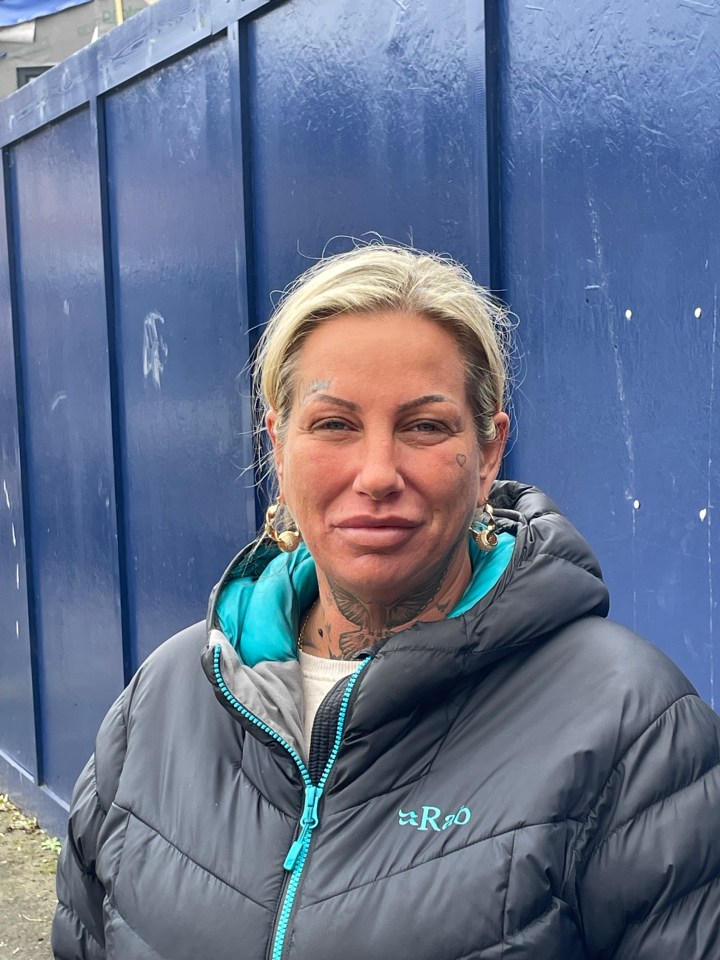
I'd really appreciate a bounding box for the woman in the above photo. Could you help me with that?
[53,245,720,960]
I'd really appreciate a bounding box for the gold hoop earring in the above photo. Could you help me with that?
[471,502,498,552]
[264,501,302,553]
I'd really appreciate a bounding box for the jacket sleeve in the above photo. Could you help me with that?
[576,693,720,959]
[52,691,128,960]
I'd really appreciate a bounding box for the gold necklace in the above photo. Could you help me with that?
[297,602,316,653]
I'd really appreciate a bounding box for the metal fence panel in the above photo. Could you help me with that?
[247,0,490,309]
[0,159,36,778]
[2,0,716,830]
[8,109,126,799]
[103,34,256,669]
[499,0,720,707]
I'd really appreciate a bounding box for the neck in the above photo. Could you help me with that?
[301,538,472,660]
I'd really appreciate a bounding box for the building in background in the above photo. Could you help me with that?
[0,0,150,99]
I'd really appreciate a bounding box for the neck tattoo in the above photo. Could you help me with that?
[296,536,466,660]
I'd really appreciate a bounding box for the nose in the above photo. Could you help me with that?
[352,433,405,500]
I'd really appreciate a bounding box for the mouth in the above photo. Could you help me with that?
[334,516,421,548]
[335,516,420,529]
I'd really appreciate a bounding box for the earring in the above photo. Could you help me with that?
[471,502,498,552]
[264,501,302,553]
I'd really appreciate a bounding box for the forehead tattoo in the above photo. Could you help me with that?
[303,378,332,404]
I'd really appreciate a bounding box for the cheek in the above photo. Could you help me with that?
[447,442,482,477]
[281,443,340,516]
[429,449,482,506]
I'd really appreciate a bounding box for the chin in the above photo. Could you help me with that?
[329,551,427,600]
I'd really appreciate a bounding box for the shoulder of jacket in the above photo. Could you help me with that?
[526,616,704,780]
[547,615,697,700]
[132,620,207,679]
[123,620,208,717]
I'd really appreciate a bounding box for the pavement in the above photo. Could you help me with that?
[0,794,58,959]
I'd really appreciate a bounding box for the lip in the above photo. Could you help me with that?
[335,515,420,529]
[333,516,421,548]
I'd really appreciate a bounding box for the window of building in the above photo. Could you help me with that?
[17,66,53,88]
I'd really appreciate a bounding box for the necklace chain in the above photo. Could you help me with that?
[297,602,316,653]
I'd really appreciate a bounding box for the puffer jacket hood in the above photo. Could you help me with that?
[208,480,610,655]
[200,481,610,750]
[52,482,720,960]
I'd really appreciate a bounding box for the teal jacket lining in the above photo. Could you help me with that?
[216,532,515,668]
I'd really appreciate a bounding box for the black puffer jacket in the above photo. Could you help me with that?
[53,483,720,960]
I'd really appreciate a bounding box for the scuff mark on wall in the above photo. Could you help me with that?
[143,310,168,389]
[679,0,718,17]
[706,284,717,708]
[3,478,10,509]
[51,391,67,411]
[587,192,637,628]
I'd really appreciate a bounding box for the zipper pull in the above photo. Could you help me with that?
[284,785,323,871]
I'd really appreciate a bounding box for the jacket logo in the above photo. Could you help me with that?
[398,805,471,832]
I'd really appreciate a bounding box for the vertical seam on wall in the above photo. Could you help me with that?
[484,0,504,296]
[483,0,517,479]
[466,0,492,282]
[93,96,134,686]
[2,145,44,784]
[233,18,266,532]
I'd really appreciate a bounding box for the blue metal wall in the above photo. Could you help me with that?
[9,108,125,803]
[0,157,36,779]
[247,0,489,304]
[498,0,720,706]
[0,0,717,830]
[103,36,256,668]
[0,0,492,830]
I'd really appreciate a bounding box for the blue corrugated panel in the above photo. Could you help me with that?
[0,158,36,777]
[104,36,256,668]
[9,109,126,799]
[498,0,720,705]
[248,0,489,312]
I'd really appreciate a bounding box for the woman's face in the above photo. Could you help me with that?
[267,311,508,606]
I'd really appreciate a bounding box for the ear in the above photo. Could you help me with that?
[265,410,285,491]
[477,412,510,506]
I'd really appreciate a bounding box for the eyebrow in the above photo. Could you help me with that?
[397,394,455,413]
[306,393,455,413]
[306,393,360,411]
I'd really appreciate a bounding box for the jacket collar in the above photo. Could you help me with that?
[201,481,609,748]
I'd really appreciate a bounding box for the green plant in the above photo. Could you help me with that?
[41,836,62,855]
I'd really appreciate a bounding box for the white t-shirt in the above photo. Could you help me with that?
[299,651,358,748]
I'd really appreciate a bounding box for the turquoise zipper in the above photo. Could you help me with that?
[212,645,370,960]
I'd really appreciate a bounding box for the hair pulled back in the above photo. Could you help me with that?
[255,244,510,454]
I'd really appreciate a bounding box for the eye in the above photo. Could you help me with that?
[407,420,447,434]
[314,418,352,431]
[401,419,452,444]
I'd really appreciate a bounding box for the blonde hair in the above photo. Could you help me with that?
[253,244,511,517]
